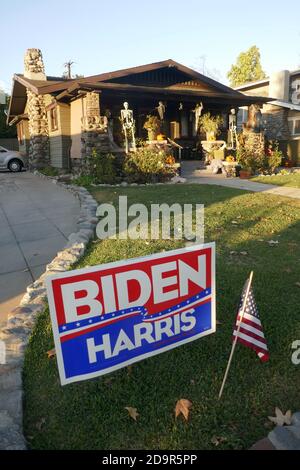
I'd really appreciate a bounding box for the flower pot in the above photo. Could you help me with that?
[147,131,156,141]
[206,131,216,141]
[239,170,252,179]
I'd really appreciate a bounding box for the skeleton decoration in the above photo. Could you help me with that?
[156,101,166,120]
[228,108,238,149]
[179,102,183,111]
[192,102,204,133]
[120,102,136,153]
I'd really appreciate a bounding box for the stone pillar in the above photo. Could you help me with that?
[78,92,109,168]
[242,128,265,156]
[26,90,49,169]
[241,103,264,153]
[24,49,50,169]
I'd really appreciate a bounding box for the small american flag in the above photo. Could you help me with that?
[233,278,269,362]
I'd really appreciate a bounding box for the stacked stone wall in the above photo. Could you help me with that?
[26,90,49,168]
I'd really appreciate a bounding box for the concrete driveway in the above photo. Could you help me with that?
[0,171,80,325]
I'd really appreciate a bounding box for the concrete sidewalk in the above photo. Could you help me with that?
[181,161,300,200]
[0,171,80,325]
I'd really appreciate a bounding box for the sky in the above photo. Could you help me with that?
[1,0,300,93]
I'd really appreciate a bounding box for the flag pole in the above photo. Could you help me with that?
[218,271,254,400]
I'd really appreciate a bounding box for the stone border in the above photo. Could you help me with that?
[251,413,300,450]
[0,171,98,450]
[35,173,187,187]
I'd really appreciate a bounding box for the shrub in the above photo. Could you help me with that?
[236,146,265,174]
[143,115,161,134]
[236,140,283,175]
[85,150,118,184]
[123,147,176,183]
[40,166,59,177]
[265,142,283,173]
[72,175,96,187]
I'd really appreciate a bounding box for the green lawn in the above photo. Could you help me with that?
[252,172,300,188]
[23,184,300,450]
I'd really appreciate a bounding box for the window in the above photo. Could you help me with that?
[17,121,25,145]
[295,119,300,135]
[237,108,248,131]
[180,113,189,137]
[50,107,58,131]
[288,117,300,135]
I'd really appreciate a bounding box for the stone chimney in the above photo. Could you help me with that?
[23,49,49,168]
[24,48,46,81]
[269,70,290,102]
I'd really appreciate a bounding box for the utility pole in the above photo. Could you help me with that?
[63,60,75,79]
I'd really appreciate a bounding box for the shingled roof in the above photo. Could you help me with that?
[8,59,272,123]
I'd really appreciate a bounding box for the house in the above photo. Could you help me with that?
[7,49,269,171]
[235,70,300,164]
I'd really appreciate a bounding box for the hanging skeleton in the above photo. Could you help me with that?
[156,101,166,120]
[192,102,204,133]
[120,102,136,153]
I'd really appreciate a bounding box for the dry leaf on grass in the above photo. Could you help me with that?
[125,407,139,421]
[295,282,300,288]
[211,435,227,446]
[47,348,56,358]
[268,407,292,426]
[175,399,192,421]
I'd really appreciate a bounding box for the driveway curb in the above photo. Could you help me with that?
[0,171,98,450]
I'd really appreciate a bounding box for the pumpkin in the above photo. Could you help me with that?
[166,155,175,165]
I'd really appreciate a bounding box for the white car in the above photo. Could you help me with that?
[0,146,27,172]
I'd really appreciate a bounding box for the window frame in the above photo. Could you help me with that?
[288,117,300,136]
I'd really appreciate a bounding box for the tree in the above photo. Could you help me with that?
[193,55,222,82]
[227,46,267,87]
[0,94,17,138]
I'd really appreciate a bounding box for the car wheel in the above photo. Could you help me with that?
[8,159,23,172]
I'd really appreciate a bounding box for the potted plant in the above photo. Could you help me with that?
[239,168,252,179]
[143,115,161,141]
[199,112,223,140]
